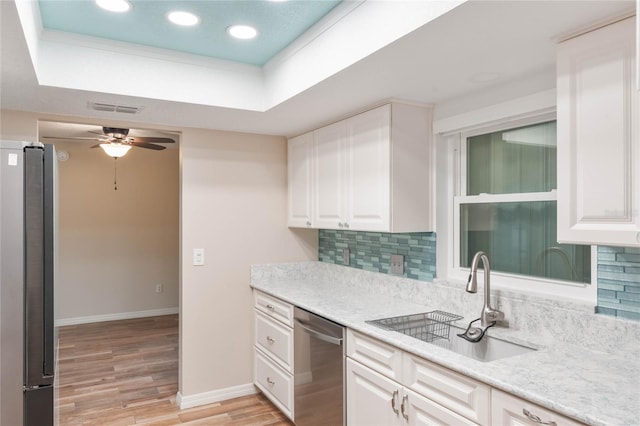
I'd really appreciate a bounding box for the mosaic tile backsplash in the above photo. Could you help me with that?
[596,246,640,321]
[318,230,436,281]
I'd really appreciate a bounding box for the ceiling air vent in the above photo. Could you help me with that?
[88,102,144,114]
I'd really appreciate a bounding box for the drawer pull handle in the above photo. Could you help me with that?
[390,389,399,414]
[401,394,409,421]
[266,336,275,344]
[266,304,275,310]
[266,377,275,387]
[523,408,557,426]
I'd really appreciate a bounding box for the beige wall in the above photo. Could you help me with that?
[180,127,317,396]
[54,141,179,320]
[2,108,318,400]
[1,109,179,320]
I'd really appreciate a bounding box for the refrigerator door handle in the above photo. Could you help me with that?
[42,144,55,378]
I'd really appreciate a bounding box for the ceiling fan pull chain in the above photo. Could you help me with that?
[113,158,118,191]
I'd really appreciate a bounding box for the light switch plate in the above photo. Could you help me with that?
[193,248,205,266]
[390,254,404,275]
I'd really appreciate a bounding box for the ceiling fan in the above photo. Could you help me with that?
[43,126,175,157]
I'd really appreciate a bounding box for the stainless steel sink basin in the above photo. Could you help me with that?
[430,324,536,362]
[367,312,536,362]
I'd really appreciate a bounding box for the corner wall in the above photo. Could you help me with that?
[179,127,317,399]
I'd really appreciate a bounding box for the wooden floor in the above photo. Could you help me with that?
[56,315,292,425]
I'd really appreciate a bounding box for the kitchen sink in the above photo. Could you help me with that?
[429,324,536,362]
[367,312,536,362]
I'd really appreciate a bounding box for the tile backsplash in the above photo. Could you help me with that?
[318,230,436,281]
[596,246,640,321]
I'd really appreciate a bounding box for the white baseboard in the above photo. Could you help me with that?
[176,383,257,410]
[55,307,179,327]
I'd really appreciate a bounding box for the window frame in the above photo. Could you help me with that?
[446,113,597,303]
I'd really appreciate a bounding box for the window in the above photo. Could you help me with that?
[454,119,591,286]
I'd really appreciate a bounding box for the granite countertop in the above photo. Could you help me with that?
[250,262,640,426]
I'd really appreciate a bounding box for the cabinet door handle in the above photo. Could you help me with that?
[344,222,349,229]
[401,394,409,421]
[522,408,557,426]
[390,389,399,414]
[266,336,275,344]
[338,222,344,228]
[306,221,312,226]
[266,377,275,386]
[265,304,275,310]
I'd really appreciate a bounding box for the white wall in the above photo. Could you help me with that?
[180,127,317,398]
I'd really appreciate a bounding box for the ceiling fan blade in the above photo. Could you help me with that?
[89,144,102,148]
[130,136,175,144]
[129,142,166,150]
[42,136,102,141]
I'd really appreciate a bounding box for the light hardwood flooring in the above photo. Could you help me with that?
[56,315,292,425]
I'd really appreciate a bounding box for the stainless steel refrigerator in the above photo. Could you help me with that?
[1,141,56,426]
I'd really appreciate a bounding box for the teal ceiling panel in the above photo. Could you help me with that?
[38,0,342,66]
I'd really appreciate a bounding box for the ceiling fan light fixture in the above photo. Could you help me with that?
[100,143,131,158]
[95,0,131,13]
[227,25,258,40]
[167,11,200,26]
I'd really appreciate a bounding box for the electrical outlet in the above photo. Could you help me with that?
[390,254,404,275]
[155,284,163,293]
[342,248,350,266]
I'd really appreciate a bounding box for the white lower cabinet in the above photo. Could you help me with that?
[491,389,585,426]
[405,387,477,426]
[255,349,294,419]
[346,330,486,425]
[253,291,294,421]
[346,358,403,426]
[346,330,586,426]
[404,354,489,425]
[346,358,476,426]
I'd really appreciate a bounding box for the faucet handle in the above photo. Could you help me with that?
[481,307,505,328]
[485,310,504,321]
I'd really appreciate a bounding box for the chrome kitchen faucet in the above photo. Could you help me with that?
[458,251,506,343]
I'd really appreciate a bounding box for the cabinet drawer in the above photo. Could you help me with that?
[254,290,293,327]
[346,329,403,382]
[255,349,294,419]
[255,311,293,373]
[492,389,585,426]
[404,353,490,425]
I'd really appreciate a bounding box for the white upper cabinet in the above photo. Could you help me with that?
[557,16,640,247]
[287,132,314,227]
[346,105,391,231]
[290,102,432,232]
[313,120,348,229]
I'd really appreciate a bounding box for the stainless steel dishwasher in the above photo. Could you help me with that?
[294,307,345,426]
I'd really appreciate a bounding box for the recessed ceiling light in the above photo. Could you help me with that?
[167,11,200,26]
[227,25,258,40]
[95,0,131,13]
